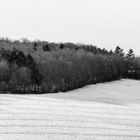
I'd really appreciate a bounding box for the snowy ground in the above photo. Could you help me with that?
[0,79,140,140]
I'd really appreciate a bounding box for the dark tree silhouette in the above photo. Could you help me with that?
[16,51,27,67]
[33,42,37,51]
[26,54,42,84]
[26,54,36,70]
[114,46,124,56]
[42,44,51,51]
[60,44,64,49]
[8,48,19,64]
[126,49,135,58]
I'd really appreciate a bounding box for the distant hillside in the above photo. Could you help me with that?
[0,37,140,93]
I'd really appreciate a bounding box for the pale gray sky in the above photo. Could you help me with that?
[0,0,140,55]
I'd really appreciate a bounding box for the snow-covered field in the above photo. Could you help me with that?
[0,79,140,140]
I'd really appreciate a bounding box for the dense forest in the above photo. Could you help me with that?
[0,37,140,93]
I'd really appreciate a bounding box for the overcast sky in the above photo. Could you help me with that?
[0,0,140,55]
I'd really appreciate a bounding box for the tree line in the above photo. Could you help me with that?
[0,38,140,93]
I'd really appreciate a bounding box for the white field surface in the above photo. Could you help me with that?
[0,79,140,140]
